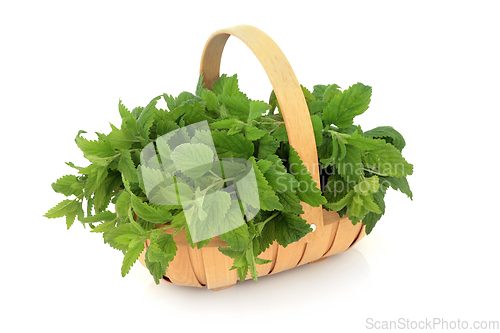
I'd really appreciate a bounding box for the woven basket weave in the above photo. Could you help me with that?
[138,25,366,290]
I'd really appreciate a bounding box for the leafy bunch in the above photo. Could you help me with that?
[45,74,412,284]
[307,83,413,231]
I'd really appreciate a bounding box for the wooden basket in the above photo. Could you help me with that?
[138,25,366,290]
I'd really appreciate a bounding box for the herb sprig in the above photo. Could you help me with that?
[45,74,413,284]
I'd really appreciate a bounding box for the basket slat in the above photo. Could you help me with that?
[163,242,204,288]
[201,247,238,290]
[269,240,307,275]
[138,210,365,289]
[323,218,364,257]
[347,226,367,250]
[187,246,207,286]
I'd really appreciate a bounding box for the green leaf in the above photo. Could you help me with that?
[212,130,254,159]
[182,101,212,125]
[364,126,406,151]
[256,159,273,174]
[347,132,387,151]
[137,96,161,141]
[107,123,137,150]
[195,73,205,97]
[362,186,387,234]
[336,144,363,182]
[323,173,350,204]
[65,207,78,229]
[354,175,380,195]
[80,211,117,223]
[51,175,84,197]
[310,114,323,146]
[65,161,84,172]
[132,106,144,119]
[322,83,372,128]
[210,117,240,129]
[75,136,116,166]
[218,94,250,121]
[93,171,121,213]
[364,143,413,177]
[323,84,342,103]
[218,247,242,260]
[312,84,328,101]
[257,133,279,159]
[338,139,347,161]
[249,157,283,211]
[218,201,250,251]
[170,143,214,178]
[118,99,131,119]
[276,190,304,214]
[202,89,219,111]
[271,125,288,142]
[361,194,382,214]
[121,241,145,277]
[81,165,107,198]
[396,176,413,200]
[380,176,413,199]
[268,90,280,114]
[211,74,227,95]
[301,85,315,104]
[317,133,333,162]
[324,190,355,211]
[175,91,196,107]
[264,167,297,193]
[130,192,172,224]
[146,242,167,262]
[90,218,118,233]
[244,126,267,141]
[203,190,232,220]
[273,213,312,248]
[308,100,327,115]
[247,101,270,123]
[287,146,326,207]
[118,150,139,183]
[156,120,180,137]
[144,232,177,284]
[219,224,250,252]
[222,74,239,96]
[162,94,176,111]
[227,123,244,135]
[116,190,131,221]
[245,247,258,282]
[44,199,80,219]
[158,233,178,257]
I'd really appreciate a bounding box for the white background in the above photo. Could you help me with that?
[1,0,499,332]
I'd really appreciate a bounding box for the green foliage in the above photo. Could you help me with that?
[45,73,413,285]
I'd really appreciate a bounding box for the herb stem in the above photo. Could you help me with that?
[201,177,236,195]
[208,169,221,179]
[259,211,280,226]
[363,168,388,177]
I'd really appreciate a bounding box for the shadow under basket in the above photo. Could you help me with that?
[138,210,366,290]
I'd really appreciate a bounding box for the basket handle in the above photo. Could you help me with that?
[200,24,324,241]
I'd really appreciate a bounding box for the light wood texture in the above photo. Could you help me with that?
[135,25,368,290]
[138,209,366,289]
[164,245,204,288]
[199,24,324,241]
[323,217,364,257]
[201,247,238,290]
[269,239,307,275]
